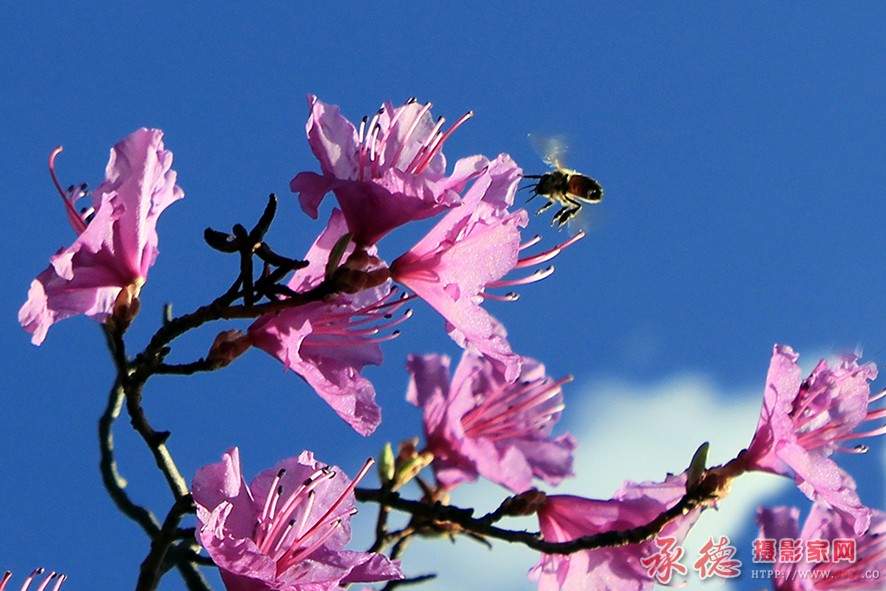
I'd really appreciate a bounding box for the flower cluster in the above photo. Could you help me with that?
[192,448,401,590]
[738,345,883,535]
[407,351,576,493]
[18,96,886,591]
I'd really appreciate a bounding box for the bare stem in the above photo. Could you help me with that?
[137,495,209,591]
[98,379,161,536]
[355,472,725,556]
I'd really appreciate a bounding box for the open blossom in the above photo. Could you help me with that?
[291,94,488,245]
[737,344,883,535]
[392,154,583,382]
[529,474,701,591]
[249,209,408,436]
[407,350,576,493]
[19,129,183,345]
[0,569,66,591]
[757,502,886,590]
[192,447,402,591]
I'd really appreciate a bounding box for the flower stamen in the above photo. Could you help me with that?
[390,100,433,169]
[414,110,474,174]
[48,147,89,235]
[515,232,585,269]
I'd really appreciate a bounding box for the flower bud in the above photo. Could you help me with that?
[378,442,395,485]
[110,281,142,332]
[497,489,548,517]
[206,330,251,369]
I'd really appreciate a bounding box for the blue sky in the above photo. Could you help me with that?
[2,3,884,590]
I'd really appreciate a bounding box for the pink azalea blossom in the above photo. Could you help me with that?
[0,569,66,591]
[392,154,581,382]
[756,502,886,590]
[529,474,701,591]
[738,345,884,535]
[291,94,488,246]
[192,448,402,591]
[249,209,408,435]
[406,350,576,493]
[19,129,183,345]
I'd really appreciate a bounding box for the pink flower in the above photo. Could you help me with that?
[406,350,576,493]
[390,154,520,381]
[529,474,701,591]
[738,345,883,535]
[19,129,183,345]
[0,569,66,591]
[756,502,886,590]
[291,95,488,246]
[392,154,584,382]
[249,210,408,435]
[192,448,402,591]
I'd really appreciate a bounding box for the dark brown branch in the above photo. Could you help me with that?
[133,280,336,381]
[137,495,206,591]
[98,379,161,536]
[154,360,216,376]
[369,482,393,553]
[355,476,720,555]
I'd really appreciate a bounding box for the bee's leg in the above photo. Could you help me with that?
[536,200,554,215]
[554,205,579,228]
[565,195,583,207]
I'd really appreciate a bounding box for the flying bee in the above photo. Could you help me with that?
[524,135,603,229]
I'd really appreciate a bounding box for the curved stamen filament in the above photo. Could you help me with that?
[261,469,286,522]
[462,380,538,425]
[462,376,571,441]
[292,490,317,541]
[391,101,432,169]
[487,266,555,289]
[406,116,446,173]
[279,515,348,571]
[482,292,519,302]
[470,404,567,441]
[414,110,474,174]
[368,121,382,165]
[357,116,368,182]
[314,309,412,337]
[306,331,401,348]
[519,235,542,250]
[475,376,571,422]
[274,459,373,572]
[374,98,415,160]
[269,519,297,559]
[260,468,335,551]
[34,573,60,591]
[49,147,89,235]
[515,232,585,269]
[835,424,886,441]
[22,570,44,590]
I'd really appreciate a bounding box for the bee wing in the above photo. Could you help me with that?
[528,133,569,169]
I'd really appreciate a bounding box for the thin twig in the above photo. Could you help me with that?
[137,495,203,591]
[98,379,161,536]
[369,482,393,553]
[382,574,437,590]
